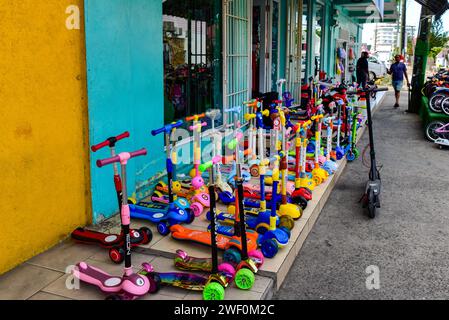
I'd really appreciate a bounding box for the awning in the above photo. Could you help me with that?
[335,0,399,24]
[414,0,449,18]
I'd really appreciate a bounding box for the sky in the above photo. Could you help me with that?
[362,1,449,46]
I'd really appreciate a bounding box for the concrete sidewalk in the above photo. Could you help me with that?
[275,91,449,300]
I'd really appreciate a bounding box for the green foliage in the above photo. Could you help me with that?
[429,19,449,59]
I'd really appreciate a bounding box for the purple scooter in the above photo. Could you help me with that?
[73,149,157,300]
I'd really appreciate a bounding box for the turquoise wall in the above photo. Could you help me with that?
[85,0,165,222]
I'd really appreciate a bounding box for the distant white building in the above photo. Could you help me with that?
[373,23,416,63]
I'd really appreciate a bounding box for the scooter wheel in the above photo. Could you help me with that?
[105,294,123,300]
[234,268,255,290]
[157,222,170,236]
[250,165,259,177]
[148,273,161,293]
[127,197,137,205]
[203,282,225,300]
[260,239,278,258]
[279,215,295,231]
[139,227,153,244]
[190,202,203,217]
[292,196,308,210]
[346,152,356,162]
[206,210,212,221]
[367,190,376,219]
[279,226,291,239]
[218,263,236,281]
[186,210,195,224]
[109,247,125,264]
[248,250,264,267]
[223,248,241,265]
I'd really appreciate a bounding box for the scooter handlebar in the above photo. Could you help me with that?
[91,131,130,152]
[224,106,241,113]
[185,113,206,122]
[151,121,183,136]
[97,148,147,167]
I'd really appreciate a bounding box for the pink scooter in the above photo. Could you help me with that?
[73,149,157,300]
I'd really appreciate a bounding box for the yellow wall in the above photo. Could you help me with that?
[0,0,91,274]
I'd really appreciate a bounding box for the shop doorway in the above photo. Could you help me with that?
[251,0,280,96]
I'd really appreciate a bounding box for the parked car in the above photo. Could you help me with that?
[368,56,387,80]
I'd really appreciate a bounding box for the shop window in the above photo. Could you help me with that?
[314,4,324,78]
[271,0,280,92]
[163,0,222,125]
[301,1,307,82]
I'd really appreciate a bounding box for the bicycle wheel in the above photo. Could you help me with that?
[425,121,445,142]
[441,97,449,116]
[429,93,448,113]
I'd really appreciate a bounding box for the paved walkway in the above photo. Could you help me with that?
[275,91,449,300]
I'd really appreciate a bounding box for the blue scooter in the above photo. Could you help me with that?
[130,121,195,235]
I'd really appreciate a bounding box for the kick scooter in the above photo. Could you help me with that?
[310,114,329,186]
[174,161,256,293]
[130,121,195,235]
[359,86,388,218]
[321,116,339,174]
[71,132,152,263]
[138,165,234,300]
[73,149,156,300]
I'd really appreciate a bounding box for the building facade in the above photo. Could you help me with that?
[1,0,391,274]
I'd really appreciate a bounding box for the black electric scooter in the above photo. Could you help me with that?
[360,86,388,219]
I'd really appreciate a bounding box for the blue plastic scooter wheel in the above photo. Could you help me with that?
[223,248,242,264]
[279,226,291,239]
[157,222,170,236]
[346,152,356,162]
[206,210,212,221]
[261,239,278,258]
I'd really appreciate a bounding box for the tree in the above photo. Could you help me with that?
[429,19,449,60]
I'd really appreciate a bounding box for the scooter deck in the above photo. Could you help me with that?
[71,228,147,248]
[170,225,258,252]
[130,202,191,225]
[145,271,207,291]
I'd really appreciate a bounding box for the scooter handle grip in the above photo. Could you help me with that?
[302,120,312,127]
[97,148,147,167]
[91,131,130,152]
[224,106,241,113]
[189,122,207,131]
[244,113,256,121]
[185,113,206,122]
[151,121,183,136]
[199,155,221,172]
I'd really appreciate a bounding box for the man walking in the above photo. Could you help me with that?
[356,52,369,88]
[387,55,410,108]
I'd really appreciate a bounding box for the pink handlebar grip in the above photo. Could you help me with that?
[129,148,147,158]
[91,131,130,152]
[189,122,207,131]
[97,148,147,167]
[97,155,120,168]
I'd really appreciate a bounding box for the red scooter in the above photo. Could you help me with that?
[71,132,152,263]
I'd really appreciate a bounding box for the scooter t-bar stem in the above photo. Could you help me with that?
[91,131,130,152]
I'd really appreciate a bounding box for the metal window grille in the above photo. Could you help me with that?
[223,0,252,127]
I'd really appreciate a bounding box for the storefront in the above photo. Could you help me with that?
[1,0,391,275]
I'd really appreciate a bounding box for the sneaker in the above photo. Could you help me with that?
[394,103,399,108]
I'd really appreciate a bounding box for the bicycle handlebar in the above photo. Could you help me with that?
[91,131,130,152]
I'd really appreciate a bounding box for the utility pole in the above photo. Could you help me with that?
[409,5,432,113]
[400,0,407,56]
